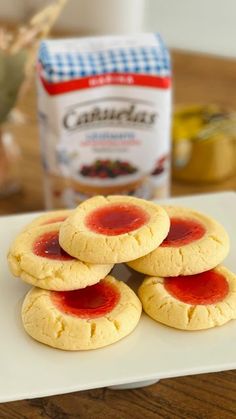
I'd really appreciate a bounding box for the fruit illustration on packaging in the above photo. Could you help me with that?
[80,159,138,179]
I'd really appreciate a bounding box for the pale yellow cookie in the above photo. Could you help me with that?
[22,275,142,350]
[8,223,113,291]
[23,209,72,230]
[138,266,236,330]
[128,206,230,276]
[59,195,170,264]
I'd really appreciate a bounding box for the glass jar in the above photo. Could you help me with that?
[172,105,236,183]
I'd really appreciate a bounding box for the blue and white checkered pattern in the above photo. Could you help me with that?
[39,34,170,83]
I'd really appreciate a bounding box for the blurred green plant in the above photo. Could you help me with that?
[0,50,27,123]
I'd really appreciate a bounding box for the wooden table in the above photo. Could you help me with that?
[0,50,236,418]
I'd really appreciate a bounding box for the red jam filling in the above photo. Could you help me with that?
[41,216,68,225]
[51,280,120,318]
[33,231,74,261]
[164,270,229,305]
[161,217,205,247]
[85,203,149,236]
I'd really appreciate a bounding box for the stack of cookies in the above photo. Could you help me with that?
[128,205,236,330]
[8,195,236,351]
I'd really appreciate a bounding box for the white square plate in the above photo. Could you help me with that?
[0,192,236,402]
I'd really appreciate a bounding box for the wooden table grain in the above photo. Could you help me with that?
[0,49,236,418]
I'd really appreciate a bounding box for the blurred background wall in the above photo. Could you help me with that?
[0,0,235,57]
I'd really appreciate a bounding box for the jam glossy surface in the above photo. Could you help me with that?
[161,217,205,247]
[51,280,120,318]
[85,203,149,236]
[41,216,68,225]
[164,270,229,305]
[33,231,74,261]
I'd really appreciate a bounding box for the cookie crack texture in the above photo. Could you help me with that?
[147,294,156,304]
[105,237,116,252]
[217,305,225,316]
[165,301,175,320]
[206,307,211,322]
[106,317,120,333]
[15,253,22,263]
[90,322,97,338]
[55,316,66,339]
[209,234,223,245]
[147,225,155,238]
[178,248,184,265]
[129,233,142,247]
[157,300,171,311]
[187,306,196,324]
[8,252,23,276]
[129,302,142,313]
[22,294,45,316]
[114,320,120,331]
